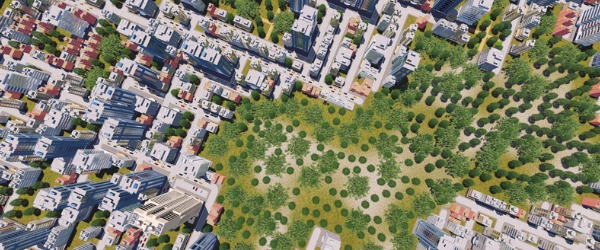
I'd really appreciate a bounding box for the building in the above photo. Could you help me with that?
[100,170,166,211]
[42,108,73,131]
[173,233,190,250]
[591,52,600,68]
[520,15,541,29]
[100,118,148,146]
[173,154,212,181]
[364,34,391,67]
[289,0,309,13]
[477,48,504,71]
[413,219,457,249]
[527,0,558,6]
[130,29,176,60]
[233,16,254,32]
[149,142,178,163]
[180,38,236,80]
[0,71,43,94]
[34,182,94,210]
[67,181,118,210]
[509,39,536,56]
[355,0,378,14]
[114,58,167,91]
[306,227,341,250]
[456,0,493,25]
[188,232,219,250]
[385,46,421,88]
[125,0,158,17]
[84,100,137,124]
[0,227,53,250]
[79,226,103,241]
[0,133,42,161]
[44,225,75,250]
[292,6,318,53]
[132,189,204,235]
[44,5,90,38]
[181,0,205,12]
[9,167,42,189]
[92,82,138,107]
[33,136,92,159]
[71,149,113,174]
[26,218,56,231]
[432,19,470,44]
[156,106,183,125]
[575,5,600,46]
[432,0,464,17]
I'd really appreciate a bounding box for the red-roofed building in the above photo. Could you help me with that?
[73,9,97,25]
[590,115,600,127]
[39,85,61,96]
[121,227,141,246]
[4,91,22,99]
[135,115,153,125]
[56,174,78,185]
[57,2,67,9]
[582,198,600,211]
[166,136,183,148]
[421,0,434,12]
[210,173,225,185]
[207,3,217,18]
[207,204,223,226]
[26,111,46,121]
[134,163,153,172]
[589,83,600,97]
[584,0,598,5]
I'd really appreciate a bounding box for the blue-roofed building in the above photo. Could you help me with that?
[99,170,166,211]
[0,227,53,250]
[432,0,464,17]
[0,133,42,161]
[84,100,137,124]
[591,52,600,69]
[0,71,44,94]
[181,38,236,80]
[131,29,176,60]
[33,136,92,159]
[44,5,89,37]
[181,0,206,12]
[115,58,167,91]
[188,232,219,250]
[289,0,309,13]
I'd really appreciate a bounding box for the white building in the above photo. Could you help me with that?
[456,0,493,26]
[156,106,183,125]
[71,149,113,174]
[44,225,75,250]
[173,154,212,181]
[132,189,204,235]
[477,48,504,72]
[149,142,178,163]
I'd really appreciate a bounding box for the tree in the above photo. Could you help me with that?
[179,119,191,129]
[299,166,322,188]
[90,219,106,227]
[158,235,170,243]
[449,106,475,129]
[377,158,401,181]
[504,58,531,86]
[188,74,200,85]
[23,207,40,216]
[385,204,411,229]
[83,67,109,90]
[287,136,310,159]
[254,16,263,27]
[345,209,369,232]
[16,187,33,195]
[31,182,49,190]
[324,74,333,85]
[235,0,259,19]
[265,155,286,176]
[183,111,195,121]
[547,181,574,206]
[226,13,234,24]
[266,184,288,209]
[162,244,174,250]
[3,210,22,218]
[346,174,370,198]
[273,11,295,34]
[278,0,286,10]
[267,11,274,21]
[255,212,277,236]
[285,57,293,68]
[429,179,456,205]
[505,182,527,204]
[520,75,549,101]
[412,193,435,217]
[529,38,550,62]
[146,238,159,247]
[0,187,13,196]
[392,232,417,250]
[8,41,20,48]
[434,127,460,149]
[445,154,470,177]
[251,90,261,101]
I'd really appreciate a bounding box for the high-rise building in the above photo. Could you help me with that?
[519,15,541,29]
[92,82,138,107]
[0,227,53,250]
[477,47,504,72]
[125,0,158,17]
[84,100,137,124]
[355,0,378,14]
[131,29,176,60]
[503,4,523,22]
[181,0,205,12]
[575,5,600,46]
[173,154,212,181]
[100,170,166,211]
[44,225,75,250]
[364,34,391,66]
[591,52,600,69]
[414,219,457,249]
[114,58,167,91]
[289,0,309,13]
[385,46,421,88]
[34,182,94,210]
[79,226,103,241]
[432,19,470,44]
[100,118,148,143]
[9,167,42,189]
[67,181,119,210]
[71,149,113,174]
[132,189,204,235]
[188,233,219,250]
[0,133,42,161]
[181,39,236,79]
[148,18,182,47]
[59,206,94,227]
[0,71,44,94]
[509,39,536,56]
[432,0,464,17]
[33,136,92,159]
[456,0,493,25]
[42,108,73,130]
[527,0,558,6]
[292,6,318,53]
